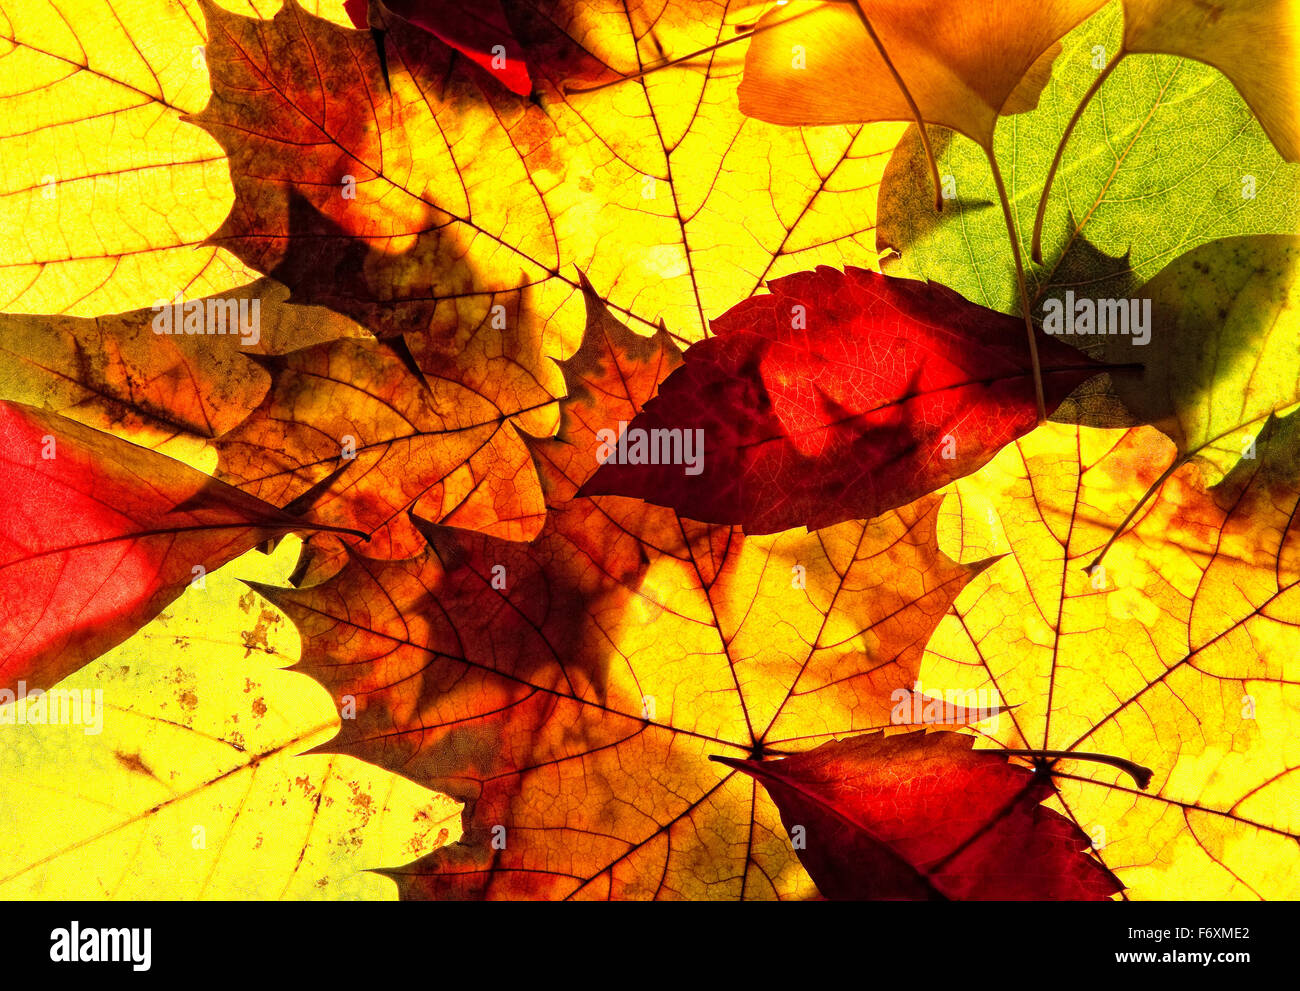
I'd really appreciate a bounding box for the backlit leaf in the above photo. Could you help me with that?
[1108,234,1300,484]
[1122,0,1300,162]
[0,536,461,899]
[877,5,1300,317]
[0,0,261,315]
[920,416,1300,898]
[738,0,1105,148]
[582,265,1102,533]
[0,400,305,694]
[717,729,1122,900]
[256,293,989,898]
[190,0,906,365]
[0,278,362,456]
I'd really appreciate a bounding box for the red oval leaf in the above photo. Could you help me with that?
[582,266,1103,533]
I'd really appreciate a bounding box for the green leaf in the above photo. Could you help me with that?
[877,5,1300,333]
[1117,234,1300,483]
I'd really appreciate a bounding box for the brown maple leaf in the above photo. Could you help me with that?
[0,279,363,453]
[253,286,991,898]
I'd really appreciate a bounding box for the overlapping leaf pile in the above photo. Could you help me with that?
[2,0,1298,900]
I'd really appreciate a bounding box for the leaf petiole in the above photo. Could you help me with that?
[1030,51,1126,263]
[1003,747,1153,789]
[986,147,1047,423]
[850,1,942,212]
[1085,451,1187,574]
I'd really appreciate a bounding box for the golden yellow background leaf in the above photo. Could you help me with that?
[188,0,905,399]
[0,536,460,899]
[922,421,1300,898]
[0,0,358,317]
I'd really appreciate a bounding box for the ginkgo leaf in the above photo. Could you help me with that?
[253,291,990,899]
[1106,235,1300,485]
[581,265,1102,534]
[715,729,1121,900]
[877,4,1300,432]
[879,5,1300,314]
[0,400,314,694]
[0,278,363,456]
[189,0,906,375]
[0,0,265,316]
[918,417,1300,898]
[737,0,1106,149]
[0,536,461,899]
[1121,0,1299,163]
[1028,0,1300,266]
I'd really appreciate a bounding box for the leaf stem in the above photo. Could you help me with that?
[290,520,373,541]
[985,147,1046,423]
[1003,747,1153,790]
[1030,51,1125,264]
[850,1,942,212]
[1085,452,1187,574]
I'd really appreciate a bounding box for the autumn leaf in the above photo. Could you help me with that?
[1105,235,1300,485]
[737,1,1116,422]
[185,0,908,570]
[0,278,363,457]
[355,0,533,96]
[879,3,1300,310]
[1029,0,1300,258]
[0,0,263,317]
[878,2,1300,434]
[582,265,1102,534]
[189,0,906,365]
[4,0,1299,908]
[253,290,990,899]
[918,416,1300,898]
[1119,0,1299,164]
[737,0,1105,149]
[211,330,553,582]
[0,536,460,899]
[715,729,1122,900]
[190,0,572,349]
[0,400,317,694]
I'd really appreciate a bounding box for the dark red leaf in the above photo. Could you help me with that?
[582,266,1103,533]
[0,401,306,693]
[348,0,532,94]
[715,730,1122,900]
